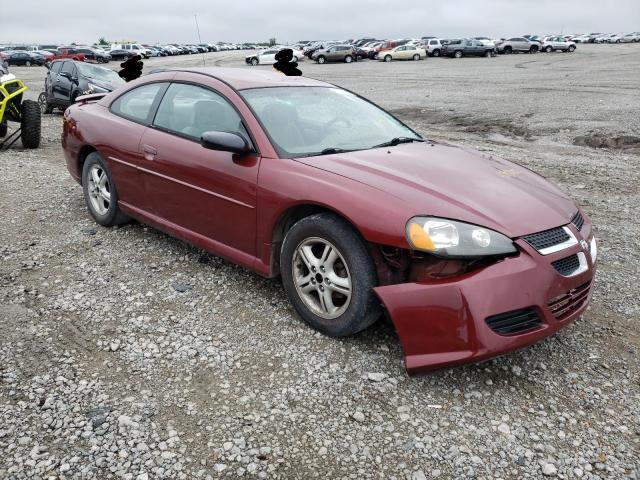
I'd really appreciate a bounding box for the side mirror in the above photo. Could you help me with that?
[201,131,250,155]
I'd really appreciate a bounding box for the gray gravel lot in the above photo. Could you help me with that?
[1,44,639,479]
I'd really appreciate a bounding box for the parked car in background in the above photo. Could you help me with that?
[379,45,426,62]
[620,33,640,42]
[40,60,124,113]
[73,47,111,63]
[495,37,540,53]
[50,48,87,62]
[424,38,443,56]
[245,48,303,66]
[108,49,137,61]
[4,51,45,66]
[571,34,590,43]
[442,39,495,58]
[541,37,576,52]
[473,37,496,48]
[110,43,150,59]
[33,50,56,62]
[312,45,356,63]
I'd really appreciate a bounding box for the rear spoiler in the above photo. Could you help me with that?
[75,92,108,104]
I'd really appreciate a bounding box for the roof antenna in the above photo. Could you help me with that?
[194,13,205,67]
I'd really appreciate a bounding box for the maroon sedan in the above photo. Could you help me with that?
[62,68,597,374]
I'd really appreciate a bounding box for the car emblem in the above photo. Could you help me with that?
[580,239,588,250]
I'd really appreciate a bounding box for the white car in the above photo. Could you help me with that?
[245,48,303,66]
[619,33,640,43]
[541,36,577,52]
[378,45,426,62]
[424,38,443,57]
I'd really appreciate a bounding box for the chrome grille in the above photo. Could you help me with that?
[524,227,570,251]
[551,254,580,276]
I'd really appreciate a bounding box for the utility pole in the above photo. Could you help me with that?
[194,13,205,67]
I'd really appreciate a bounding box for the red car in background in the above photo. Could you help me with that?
[48,47,86,63]
[61,68,597,374]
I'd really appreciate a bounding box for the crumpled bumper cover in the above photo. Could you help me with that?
[374,239,596,374]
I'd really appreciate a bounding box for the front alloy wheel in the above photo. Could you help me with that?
[281,213,380,337]
[292,237,351,319]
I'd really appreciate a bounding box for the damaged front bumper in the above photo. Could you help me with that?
[374,234,597,374]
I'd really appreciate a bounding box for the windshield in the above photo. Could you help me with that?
[76,63,124,85]
[241,86,421,157]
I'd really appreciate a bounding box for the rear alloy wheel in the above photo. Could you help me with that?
[250,57,258,66]
[545,46,553,53]
[454,50,463,58]
[384,55,392,62]
[413,53,420,60]
[344,55,353,63]
[317,56,326,64]
[20,100,41,149]
[281,213,380,337]
[432,49,440,57]
[82,152,129,227]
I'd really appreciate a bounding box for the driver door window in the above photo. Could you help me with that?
[153,83,249,142]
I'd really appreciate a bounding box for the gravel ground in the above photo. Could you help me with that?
[1,44,639,479]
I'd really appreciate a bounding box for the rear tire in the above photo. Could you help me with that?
[280,213,380,337]
[384,55,392,62]
[545,46,553,53]
[504,46,513,54]
[454,50,463,58]
[484,50,492,57]
[317,56,326,64]
[20,100,41,149]
[413,54,420,60]
[568,45,576,52]
[432,49,440,57]
[344,55,353,63]
[82,152,129,227]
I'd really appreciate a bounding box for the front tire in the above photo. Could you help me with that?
[384,54,392,62]
[545,46,553,53]
[568,45,576,52]
[20,100,41,149]
[317,56,326,64]
[82,152,129,227]
[432,49,440,57]
[344,55,353,63]
[529,46,538,53]
[454,50,463,58]
[504,46,513,54]
[281,213,380,337]
[250,57,258,66]
[413,54,420,60]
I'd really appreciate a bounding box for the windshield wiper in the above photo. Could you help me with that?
[371,137,425,149]
[319,147,353,155]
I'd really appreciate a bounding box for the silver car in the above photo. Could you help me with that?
[495,37,540,54]
[541,36,577,52]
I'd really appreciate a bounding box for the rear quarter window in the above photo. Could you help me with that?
[110,83,165,124]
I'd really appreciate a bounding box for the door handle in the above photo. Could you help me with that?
[143,144,157,161]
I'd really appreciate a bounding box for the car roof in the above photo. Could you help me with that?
[146,67,330,90]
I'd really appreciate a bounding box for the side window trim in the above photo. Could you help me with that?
[149,81,259,154]
[109,81,170,126]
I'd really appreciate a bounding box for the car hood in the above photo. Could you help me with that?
[86,76,122,91]
[295,142,576,238]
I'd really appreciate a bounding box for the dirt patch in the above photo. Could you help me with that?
[391,106,532,139]
[573,134,640,151]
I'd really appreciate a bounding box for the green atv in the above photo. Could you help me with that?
[0,67,41,150]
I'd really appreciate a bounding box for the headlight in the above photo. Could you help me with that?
[88,83,108,93]
[406,216,517,258]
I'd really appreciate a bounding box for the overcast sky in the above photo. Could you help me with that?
[2,0,639,45]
